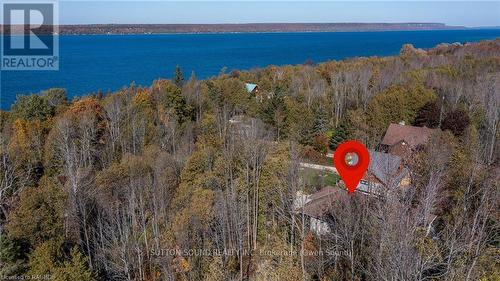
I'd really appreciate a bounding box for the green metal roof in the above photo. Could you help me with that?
[245,83,258,93]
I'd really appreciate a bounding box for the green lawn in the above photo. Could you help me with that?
[300,166,340,189]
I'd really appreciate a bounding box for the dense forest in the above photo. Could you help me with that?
[0,39,498,281]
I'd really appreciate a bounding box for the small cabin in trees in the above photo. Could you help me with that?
[245,83,259,94]
[245,83,273,102]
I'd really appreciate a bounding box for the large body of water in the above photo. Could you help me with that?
[2,29,500,109]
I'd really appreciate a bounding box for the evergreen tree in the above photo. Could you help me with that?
[442,108,470,136]
[11,94,54,121]
[313,105,329,134]
[329,122,350,150]
[157,80,194,123]
[414,100,441,128]
[174,65,184,87]
[0,234,27,276]
[54,248,95,281]
[7,180,66,248]
[28,239,95,281]
[27,239,62,276]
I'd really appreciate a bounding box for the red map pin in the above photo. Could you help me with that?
[333,140,370,194]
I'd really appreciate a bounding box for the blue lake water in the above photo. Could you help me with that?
[2,29,500,109]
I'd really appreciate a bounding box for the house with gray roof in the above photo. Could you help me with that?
[357,149,410,195]
[295,150,410,235]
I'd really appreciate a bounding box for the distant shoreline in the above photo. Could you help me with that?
[1,22,470,35]
[55,29,486,37]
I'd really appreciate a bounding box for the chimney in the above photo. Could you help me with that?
[399,121,406,126]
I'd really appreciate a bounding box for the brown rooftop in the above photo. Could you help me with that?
[381,123,437,148]
[300,187,344,219]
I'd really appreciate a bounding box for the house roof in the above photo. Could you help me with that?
[381,123,437,149]
[299,151,409,219]
[245,83,258,93]
[366,149,403,185]
[300,187,343,219]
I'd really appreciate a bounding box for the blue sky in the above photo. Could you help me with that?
[58,1,500,27]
